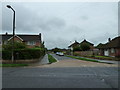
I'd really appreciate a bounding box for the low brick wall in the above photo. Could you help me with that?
[1,55,44,64]
[2,59,39,64]
[74,51,99,56]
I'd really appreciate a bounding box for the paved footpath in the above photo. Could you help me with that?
[29,54,49,66]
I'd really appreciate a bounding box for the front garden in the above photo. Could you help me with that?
[1,42,46,64]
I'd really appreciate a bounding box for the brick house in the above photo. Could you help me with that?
[80,39,94,50]
[97,36,120,57]
[68,39,94,50]
[68,40,80,50]
[0,33,42,48]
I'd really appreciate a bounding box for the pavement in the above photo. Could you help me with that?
[76,56,119,64]
[29,54,49,66]
[39,54,49,64]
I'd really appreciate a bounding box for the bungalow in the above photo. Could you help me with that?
[97,36,120,57]
[0,32,42,48]
[68,40,80,50]
[68,39,94,50]
[80,39,94,50]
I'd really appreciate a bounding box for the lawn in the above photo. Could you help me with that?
[0,64,28,67]
[66,55,101,63]
[87,55,117,60]
[48,54,57,63]
[95,55,113,59]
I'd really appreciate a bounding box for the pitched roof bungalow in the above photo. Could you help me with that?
[97,36,120,57]
[68,39,94,50]
[68,40,80,50]
[0,33,42,48]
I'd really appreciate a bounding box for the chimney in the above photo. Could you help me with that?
[5,32,8,35]
[108,38,111,42]
[39,33,42,43]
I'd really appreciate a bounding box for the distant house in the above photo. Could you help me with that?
[0,33,42,48]
[97,36,120,57]
[68,39,94,51]
[68,40,80,50]
[80,39,94,50]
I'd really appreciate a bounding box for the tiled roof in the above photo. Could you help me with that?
[0,34,41,42]
[68,39,94,47]
[68,41,79,47]
[80,39,94,46]
[97,36,120,49]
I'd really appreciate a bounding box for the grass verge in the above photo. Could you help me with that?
[0,64,28,67]
[48,54,57,63]
[66,55,101,63]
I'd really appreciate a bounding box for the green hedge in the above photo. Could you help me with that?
[2,48,45,60]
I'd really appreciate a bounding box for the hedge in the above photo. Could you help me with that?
[2,48,45,60]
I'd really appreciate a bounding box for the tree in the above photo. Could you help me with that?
[51,47,61,53]
[80,43,90,51]
[73,46,81,52]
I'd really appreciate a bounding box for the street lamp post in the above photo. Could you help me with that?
[6,5,15,62]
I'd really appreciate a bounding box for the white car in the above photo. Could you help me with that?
[56,52,60,55]
[58,52,64,56]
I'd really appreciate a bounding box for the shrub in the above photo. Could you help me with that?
[2,48,45,60]
[2,50,12,60]
[80,43,90,51]
[73,46,81,52]
[2,41,26,50]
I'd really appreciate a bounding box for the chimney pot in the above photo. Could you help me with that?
[108,38,111,42]
[5,32,8,35]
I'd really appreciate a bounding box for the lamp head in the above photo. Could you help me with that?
[7,5,11,8]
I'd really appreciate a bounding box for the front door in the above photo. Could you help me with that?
[104,49,109,56]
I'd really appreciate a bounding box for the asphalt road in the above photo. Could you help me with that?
[2,54,119,88]
[50,54,74,60]
[2,66,119,88]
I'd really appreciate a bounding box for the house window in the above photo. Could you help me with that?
[27,41,36,45]
[111,48,115,53]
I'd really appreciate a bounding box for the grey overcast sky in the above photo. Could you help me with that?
[2,2,118,49]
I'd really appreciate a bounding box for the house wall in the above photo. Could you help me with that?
[36,41,41,46]
[9,37,41,48]
[9,36,22,43]
[100,48,120,57]
[90,46,94,50]
[116,48,120,57]
[99,49,104,56]
[25,41,41,48]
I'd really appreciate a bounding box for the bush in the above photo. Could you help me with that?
[2,50,12,60]
[73,46,81,52]
[80,43,90,51]
[2,42,26,50]
[2,48,45,60]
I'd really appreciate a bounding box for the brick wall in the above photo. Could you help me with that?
[74,50,99,56]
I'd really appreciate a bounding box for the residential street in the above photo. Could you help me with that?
[2,54,119,88]
[2,2,119,89]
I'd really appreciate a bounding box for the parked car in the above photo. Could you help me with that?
[56,52,60,55]
[58,52,64,56]
[56,52,64,56]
